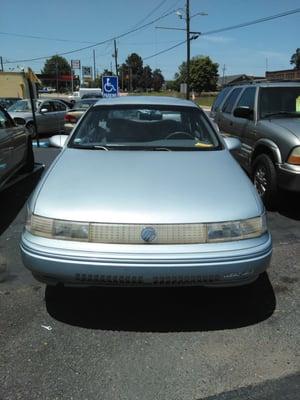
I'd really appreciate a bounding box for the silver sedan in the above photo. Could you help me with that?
[8,99,69,137]
[20,96,272,288]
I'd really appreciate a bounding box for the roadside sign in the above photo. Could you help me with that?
[82,66,92,78]
[102,76,118,98]
[71,60,81,69]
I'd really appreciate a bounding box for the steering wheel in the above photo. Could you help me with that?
[165,131,194,140]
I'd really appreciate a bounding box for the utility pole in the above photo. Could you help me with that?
[55,62,59,93]
[156,1,207,100]
[93,50,96,81]
[113,39,118,77]
[186,0,190,100]
[222,64,226,86]
[0,56,3,72]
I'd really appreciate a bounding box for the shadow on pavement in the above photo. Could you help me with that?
[276,191,300,221]
[0,166,44,236]
[46,272,275,332]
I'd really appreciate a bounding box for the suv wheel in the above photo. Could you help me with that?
[252,154,278,209]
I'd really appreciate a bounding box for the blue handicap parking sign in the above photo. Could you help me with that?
[102,76,118,98]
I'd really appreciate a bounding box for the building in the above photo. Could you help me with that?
[0,68,40,98]
[266,68,300,81]
[218,74,265,88]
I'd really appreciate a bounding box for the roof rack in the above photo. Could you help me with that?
[226,78,300,87]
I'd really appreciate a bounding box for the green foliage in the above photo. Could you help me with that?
[175,56,219,93]
[290,48,300,69]
[152,69,165,91]
[41,55,71,76]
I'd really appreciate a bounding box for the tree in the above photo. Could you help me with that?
[41,55,72,92]
[175,56,219,93]
[139,65,153,91]
[290,48,300,69]
[152,69,165,91]
[125,53,143,90]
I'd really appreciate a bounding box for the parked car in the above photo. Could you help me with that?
[64,98,101,133]
[7,99,69,138]
[0,97,21,110]
[0,105,34,190]
[211,81,300,207]
[21,96,272,289]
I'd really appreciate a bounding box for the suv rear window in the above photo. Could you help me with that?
[237,87,256,109]
[211,87,232,111]
[222,88,242,113]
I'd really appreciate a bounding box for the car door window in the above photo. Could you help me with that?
[53,101,66,111]
[0,109,14,129]
[40,101,53,112]
[222,88,242,113]
[236,87,256,110]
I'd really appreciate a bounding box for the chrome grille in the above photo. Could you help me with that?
[89,223,206,244]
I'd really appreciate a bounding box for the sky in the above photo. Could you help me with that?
[1,0,299,80]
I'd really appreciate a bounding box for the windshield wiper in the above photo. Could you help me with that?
[70,144,109,151]
[263,111,300,118]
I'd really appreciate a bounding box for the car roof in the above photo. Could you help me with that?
[93,96,198,108]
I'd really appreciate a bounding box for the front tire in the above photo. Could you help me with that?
[26,122,37,139]
[252,154,278,209]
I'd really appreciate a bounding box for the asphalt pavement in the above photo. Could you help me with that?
[0,147,299,400]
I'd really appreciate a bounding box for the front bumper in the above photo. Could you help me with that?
[277,163,300,192]
[20,231,272,287]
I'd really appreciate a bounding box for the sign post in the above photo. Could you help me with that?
[102,76,118,98]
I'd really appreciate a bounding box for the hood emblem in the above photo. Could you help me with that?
[141,227,156,243]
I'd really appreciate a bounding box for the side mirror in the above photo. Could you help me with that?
[13,117,26,126]
[49,134,68,148]
[224,137,241,151]
[233,106,253,119]
[40,108,49,113]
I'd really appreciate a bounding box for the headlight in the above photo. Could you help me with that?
[287,146,300,165]
[207,214,267,243]
[25,214,267,244]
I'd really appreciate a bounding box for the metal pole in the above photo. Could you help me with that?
[186,0,190,100]
[27,78,39,147]
[114,39,118,77]
[55,62,59,93]
[0,56,3,72]
[93,50,96,81]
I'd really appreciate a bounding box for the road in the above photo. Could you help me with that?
[0,148,299,400]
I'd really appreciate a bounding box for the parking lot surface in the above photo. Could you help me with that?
[0,148,299,400]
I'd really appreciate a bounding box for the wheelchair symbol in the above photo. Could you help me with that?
[104,78,116,93]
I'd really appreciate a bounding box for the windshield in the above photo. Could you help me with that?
[69,105,221,151]
[260,87,300,118]
[8,99,41,112]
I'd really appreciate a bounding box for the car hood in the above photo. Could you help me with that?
[32,148,262,224]
[262,118,300,140]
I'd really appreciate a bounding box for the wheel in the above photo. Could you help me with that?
[252,154,278,209]
[26,122,37,139]
[21,137,34,173]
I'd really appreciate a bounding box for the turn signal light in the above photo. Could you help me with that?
[287,147,300,165]
[64,114,77,123]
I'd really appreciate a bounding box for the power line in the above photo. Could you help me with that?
[201,7,300,36]
[3,8,177,64]
[142,7,300,61]
[131,0,168,29]
[143,39,187,60]
[0,31,95,44]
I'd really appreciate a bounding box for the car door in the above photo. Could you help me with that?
[0,108,13,183]
[230,87,257,168]
[7,111,27,167]
[36,101,56,134]
[52,101,68,133]
[216,87,243,135]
